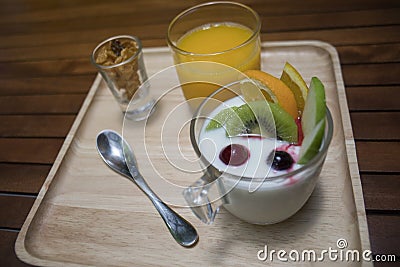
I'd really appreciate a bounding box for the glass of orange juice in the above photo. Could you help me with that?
[167,1,261,109]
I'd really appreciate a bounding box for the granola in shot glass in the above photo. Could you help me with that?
[91,35,155,121]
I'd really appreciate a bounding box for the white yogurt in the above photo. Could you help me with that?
[195,96,324,224]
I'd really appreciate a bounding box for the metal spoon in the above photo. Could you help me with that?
[96,130,198,248]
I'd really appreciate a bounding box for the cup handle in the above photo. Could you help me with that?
[183,174,225,224]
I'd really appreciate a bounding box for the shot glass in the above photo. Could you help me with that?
[91,35,155,121]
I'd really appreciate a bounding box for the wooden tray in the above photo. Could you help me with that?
[16,41,372,266]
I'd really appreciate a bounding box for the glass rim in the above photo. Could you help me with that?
[167,1,261,57]
[90,35,143,70]
[190,81,334,183]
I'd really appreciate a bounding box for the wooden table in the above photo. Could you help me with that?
[0,0,398,266]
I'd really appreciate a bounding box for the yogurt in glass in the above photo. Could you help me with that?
[185,83,334,224]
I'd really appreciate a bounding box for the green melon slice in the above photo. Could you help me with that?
[298,119,325,164]
[298,77,327,163]
[301,77,326,137]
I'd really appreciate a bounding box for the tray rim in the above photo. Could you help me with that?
[15,40,371,266]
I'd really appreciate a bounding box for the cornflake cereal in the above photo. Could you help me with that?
[95,39,141,100]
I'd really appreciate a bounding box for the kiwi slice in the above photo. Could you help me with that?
[224,103,265,136]
[205,106,239,131]
[207,100,298,143]
[266,102,298,143]
[205,104,259,135]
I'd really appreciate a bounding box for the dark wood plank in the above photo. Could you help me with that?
[351,112,400,140]
[337,44,400,64]
[0,115,75,138]
[1,24,400,50]
[0,24,168,49]
[0,230,31,267]
[0,94,85,115]
[0,0,103,14]
[0,195,35,229]
[0,75,94,96]
[0,9,174,36]
[252,0,400,15]
[362,174,400,211]
[0,163,50,194]
[0,42,96,62]
[0,0,178,19]
[265,25,400,46]
[367,214,400,258]
[356,141,400,173]
[1,7,399,41]
[342,63,400,86]
[346,86,400,111]
[1,11,399,62]
[0,59,94,78]
[0,138,63,164]
[1,0,398,27]
[261,8,400,33]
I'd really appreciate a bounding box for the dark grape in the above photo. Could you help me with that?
[219,144,249,166]
[271,150,294,171]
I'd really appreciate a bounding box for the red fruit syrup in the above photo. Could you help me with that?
[295,117,304,145]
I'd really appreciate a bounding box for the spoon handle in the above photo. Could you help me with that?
[131,173,199,247]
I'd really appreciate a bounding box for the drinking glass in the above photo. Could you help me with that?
[167,1,261,109]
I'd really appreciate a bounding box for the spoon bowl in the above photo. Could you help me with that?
[96,130,133,178]
[96,130,199,248]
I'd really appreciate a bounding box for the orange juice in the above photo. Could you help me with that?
[173,23,261,104]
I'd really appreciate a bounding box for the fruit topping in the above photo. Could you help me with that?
[298,77,327,164]
[271,150,294,171]
[301,77,326,137]
[264,102,298,143]
[240,78,277,103]
[207,64,328,168]
[224,103,265,136]
[205,106,239,131]
[280,62,309,115]
[207,100,298,143]
[298,119,325,164]
[243,70,298,119]
[295,117,304,145]
[219,144,250,166]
